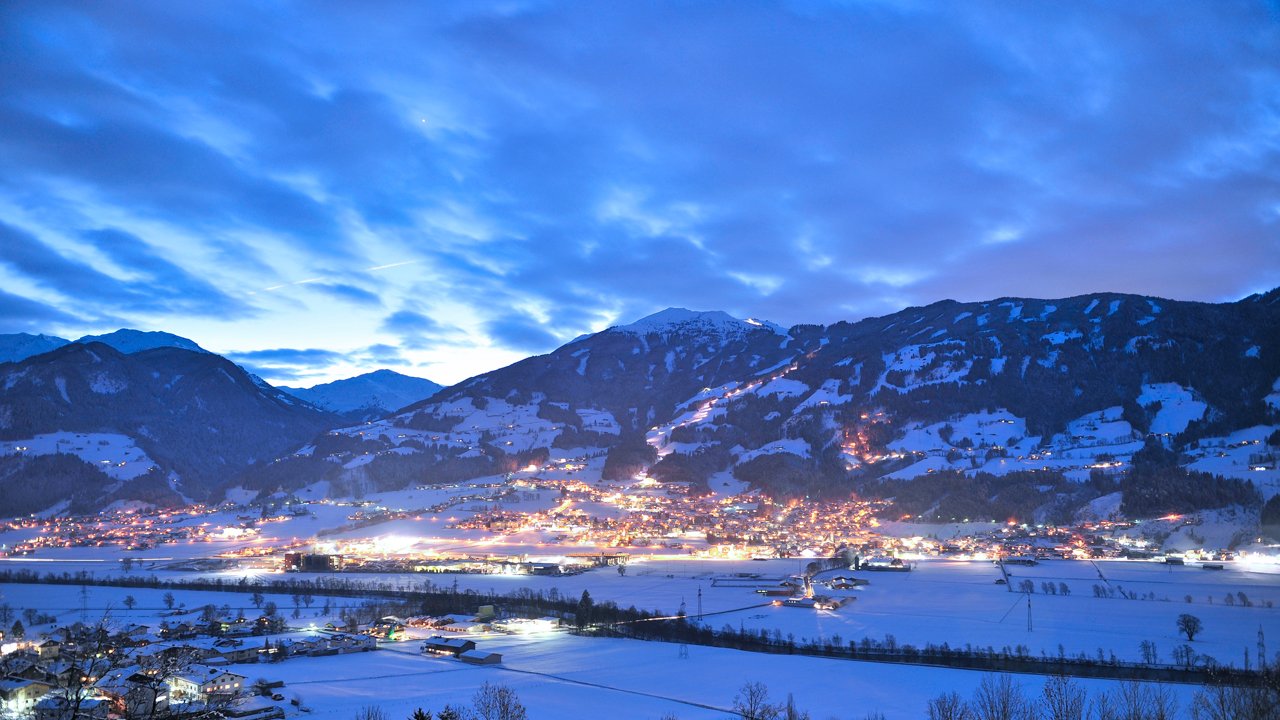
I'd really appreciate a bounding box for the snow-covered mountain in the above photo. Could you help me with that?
[245,292,1280,524]
[0,329,208,365]
[75,329,208,354]
[0,342,337,516]
[0,333,70,363]
[614,307,786,338]
[281,369,443,421]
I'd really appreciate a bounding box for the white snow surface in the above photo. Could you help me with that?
[1138,383,1207,436]
[1041,330,1082,345]
[753,377,809,398]
[1185,424,1280,499]
[0,431,157,480]
[794,378,851,411]
[736,438,811,463]
[613,307,785,338]
[75,328,207,354]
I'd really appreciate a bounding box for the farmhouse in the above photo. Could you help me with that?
[458,649,502,665]
[421,636,475,657]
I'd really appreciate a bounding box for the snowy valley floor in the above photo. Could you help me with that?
[2,556,1278,718]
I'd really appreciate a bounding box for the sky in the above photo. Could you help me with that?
[0,1,1277,387]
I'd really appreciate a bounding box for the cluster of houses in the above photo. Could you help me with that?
[0,626,251,720]
[0,610,379,720]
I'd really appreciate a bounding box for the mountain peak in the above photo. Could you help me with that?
[0,332,71,363]
[615,308,785,336]
[75,329,207,355]
[280,369,443,420]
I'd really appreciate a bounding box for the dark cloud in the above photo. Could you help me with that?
[356,343,405,364]
[224,346,345,382]
[379,308,458,350]
[0,222,254,322]
[84,228,254,316]
[0,289,85,332]
[484,312,561,353]
[226,347,343,365]
[381,310,442,334]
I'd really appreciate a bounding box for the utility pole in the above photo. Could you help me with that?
[1260,626,1267,670]
[1026,592,1033,632]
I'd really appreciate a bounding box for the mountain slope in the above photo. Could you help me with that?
[0,342,339,515]
[281,369,443,421]
[245,294,1280,523]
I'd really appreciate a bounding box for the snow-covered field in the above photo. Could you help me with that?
[0,581,1231,720]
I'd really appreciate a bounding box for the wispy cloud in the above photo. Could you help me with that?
[0,1,1274,382]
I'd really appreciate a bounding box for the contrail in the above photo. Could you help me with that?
[261,277,324,292]
[366,259,422,272]
[254,259,419,294]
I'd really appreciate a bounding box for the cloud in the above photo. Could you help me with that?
[0,289,85,333]
[307,282,383,307]
[0,0,1274,374]
[84,228,254,316]
[223,346,345,383]
[484,312,561,353]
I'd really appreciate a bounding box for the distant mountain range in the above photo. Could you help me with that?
[280,370,443,421]
[0,329,207,362]
[2,290,1278,525]
[240,291,1280,527]
[0,331,442,515]
[0,341,337,515]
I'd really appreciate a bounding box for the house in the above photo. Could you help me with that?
[33,692,111,720]
[254,615,286,635]
[168,664,246,704]
[211,639,261,664]
[276,638,318,658]
[214,616,255,638]
[159,622,198,640]
[0,678,52,716]
[97,669,169,719]
[457,649,502,665]
[36,640,61,660]
[329,634,376,653]
[2,657,46,681]
[421,636,475,657]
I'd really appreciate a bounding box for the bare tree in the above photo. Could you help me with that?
[928,691,973,720]
[1190,670,1280,720]
[1178,614,1204,642]
[733,681,782,720]
[970,675,1036,720]
[1039,675,1085,720]
[1095,681,1178,720]
[124,655,188,720]
[783,692,810,720]
[472,681,527,720]
[1173,644,1198,670]
[355,706,388,720]
[163,592,175,610]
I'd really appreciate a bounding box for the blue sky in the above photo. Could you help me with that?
[1,1,1277,386]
